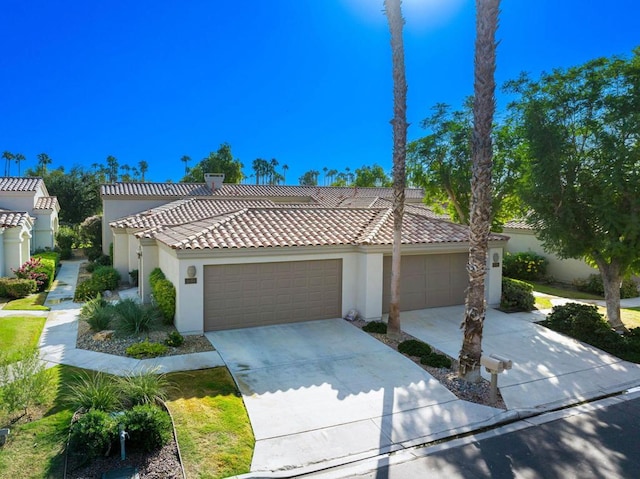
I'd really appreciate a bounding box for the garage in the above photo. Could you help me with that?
[204,259,342,331]
[382,253,468,313]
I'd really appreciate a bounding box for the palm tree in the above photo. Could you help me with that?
[269,158,279,184]
[345,167,351,185]
[36,153,52,176]
[282,164,289,184]
[2,151,15,176]
[459,0,500,382]
[384,0,408,341]
[327,169,338,185]
[106,155,119,183]
[14,153,26,176]
[138,160,149,181]
[323,166,328,185]
[181,155,191,176]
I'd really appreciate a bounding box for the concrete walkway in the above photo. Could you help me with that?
[8,259,640,476]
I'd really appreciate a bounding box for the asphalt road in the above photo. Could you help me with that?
[305,393,640,479]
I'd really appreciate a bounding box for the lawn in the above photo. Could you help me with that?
[0,366,254,479]
[0,315,46,362]
[530,282,602,300]
[3,292,50,311]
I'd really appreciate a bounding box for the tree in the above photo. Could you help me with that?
[138,160,148,181]
[181,143,243,184]
[44,166,102,224]
[323,166,329,185]
[181,155,191,176]
[354,164,392,187]
[507,49,640,332]
[407,102,524,229]
[327,169,338,184]
[106,155,119,183]
[282,164,289,184]
[298,170,319,186]
[459,0,500,382]
[252,158,269,185]
[2,151,14,176]
[120,164,132,182]
[36,153,52,176]
[384,0,408,341]
[14,153,25,176]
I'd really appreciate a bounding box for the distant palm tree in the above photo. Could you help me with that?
[269,158,279,184]
[459,0,501,382]
[2,151,14,176]
[345,167,351,185]
[181,155,191,176]
[138,160,149,181]
[384,0,408,340]
[14,153,25,176]
[106,155,119,183]
[37,153,52,176]
[327,169,338,185]
[282,164,289,184]
[323,166,328,185]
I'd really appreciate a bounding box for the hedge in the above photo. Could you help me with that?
[0,277,37,299]
[501,277,535,312]
[153,279,176,325]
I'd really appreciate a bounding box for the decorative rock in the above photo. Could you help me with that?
[93,330,115,341]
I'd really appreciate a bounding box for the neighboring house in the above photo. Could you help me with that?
[0,177,60,276]
[102,174,507,334]
[503,220,598,283]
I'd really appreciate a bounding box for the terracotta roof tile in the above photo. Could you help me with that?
[100,182,213,197]
[0,209,31,227]
[34,196,59,210]
[503,219,532,230]
[111,198,277,229]
[0,177,43,192]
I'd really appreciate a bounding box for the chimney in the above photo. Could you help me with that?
[205,173,225,191]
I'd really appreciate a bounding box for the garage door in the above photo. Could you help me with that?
[382,254,468,313]
[204,259,342,331]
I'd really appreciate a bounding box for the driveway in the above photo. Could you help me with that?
[206,318,505,473]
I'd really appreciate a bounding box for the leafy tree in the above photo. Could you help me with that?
[384,0,407,340]
[298,170,319,186]
[43,167,102,224]
[459,0,500,382]
[182,144,243,184]
[507,48,640,331]
[354,164,392,187]
[407,102,524,229]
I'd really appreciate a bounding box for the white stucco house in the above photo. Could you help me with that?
[0,177,60,276]
[502,220,598,283]
[102,174,507,334]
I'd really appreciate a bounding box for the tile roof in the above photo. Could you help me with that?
[111,198,277,229]
[143,207,507,250]
[100,182,213,197]
[0,209,32,228]
[503,219,532,230]
[370,198,447,219]
[0,177,43,192]
[34,196,59,210]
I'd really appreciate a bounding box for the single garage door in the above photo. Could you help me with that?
[204,259,342,331]
[382,254,468,313]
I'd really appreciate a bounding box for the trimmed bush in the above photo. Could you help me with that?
[74,278,103,302]
[362,321,387,333]
[153,279,176,325]
[33,253,58,289]
[398,339,432,357]
[12,257,50,292]
[165,331,184,347]
[70,409,118,458]
[502,251,548,281]
[149,268,166,288]
[420,352,452,368]
[92,265,121,291]
[573,274,639,299]
[123,404,172,452]
[0,277,37,299]
[126,340,168,359]
[501,278,535,312]
[114,298,159,334]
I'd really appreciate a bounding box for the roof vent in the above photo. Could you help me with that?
[205,173,225,191]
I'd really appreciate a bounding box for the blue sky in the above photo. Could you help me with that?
[1,0,638,184]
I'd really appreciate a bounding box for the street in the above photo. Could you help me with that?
[305,392,640,479]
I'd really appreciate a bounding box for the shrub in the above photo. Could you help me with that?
[80,294,109,321]
[0,277,37,299]
[33,251,59,285]
[74,278,103,302]
[56,225,79,250]
[70,409,118,458]
[501,278,535,312]
[86,304,114,331]
[123,404,172,452]
[362,321,387,334]
[126,340,168,359]
[118,367,173,407]
[59,248,72,260]
[398,339,432,357]
[165,331,184,347]
[153,278,176,325]
[149,268,166,288]
[129,269,139,286]
[502,251,548,281]
[92,266,121,291]
[420,352,452,369]
[64,371,122,412]
[0,349,53,417]
[114,298,159,334]
[573,274,639,299]
[80,215,103,252]
[12,257,50,292]
[94,254,112,266]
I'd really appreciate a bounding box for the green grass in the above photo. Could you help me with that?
[3,292,50,311]
[597,306,640,330]
[166,368,254,479]
[0,315,46,362]
[530,282,602,300]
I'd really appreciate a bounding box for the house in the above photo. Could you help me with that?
[0,177,60,276]
[102,174,507,334]
[502,219,598,283]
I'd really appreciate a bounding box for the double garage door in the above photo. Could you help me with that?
[382,253,469,313]
[204,260,342,331]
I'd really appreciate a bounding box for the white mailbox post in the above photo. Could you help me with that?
[480,353,513,406]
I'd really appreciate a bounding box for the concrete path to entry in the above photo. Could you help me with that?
[206,319,511,473]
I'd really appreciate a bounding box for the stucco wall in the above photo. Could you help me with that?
[505,228,598,283]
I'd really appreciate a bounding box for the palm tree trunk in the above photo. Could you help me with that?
[385,0,408,340]
[459,0,500,382]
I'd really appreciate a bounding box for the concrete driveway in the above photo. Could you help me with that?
[206,318,505,473]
